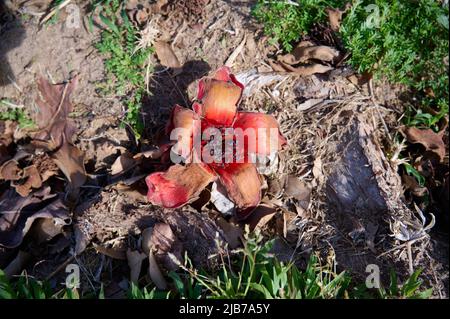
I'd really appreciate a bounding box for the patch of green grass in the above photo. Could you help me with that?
[0,100,35,129]
[253,0,346,51]
[172,232,353,298]
[93,0,153,139]
[0,232,432,299]
[253,0,449,130]
[170,230,431,299]
[0,269,80,299]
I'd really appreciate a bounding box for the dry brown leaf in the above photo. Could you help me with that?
[29,217,64,244]
[402,174,428,197]
[279,44,339,65]
[126,0,168,25]
[0,121,16,160]
[244,205,276,231]
[284,176,311,208]
[154,41,182,71]
[215,217,242,249]
[141,224,183,271]
[3,250,31,279]
[312,157,324,183]
[326,3,351,32]
[141,227,154,256]
[32,76,86,195]
[401,126,446,162]
[33,76,78,149]
[126,249,147,284]
[73,222,92,255]
[111,152,136,175]
[271,60,333,76]
[283,62,333,76]
[148,250,168,290]
[149,223,183,271]
[133,148,165,160]
[0,188,69,248]
[13,165,43,197]
[51,141,86,195]
[0,159,21,180]
[267,178,284,198]
[93,242,127,260]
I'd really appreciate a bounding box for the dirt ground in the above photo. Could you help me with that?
[0,0,448,298]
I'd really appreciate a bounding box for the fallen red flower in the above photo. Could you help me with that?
[146,66,286,219]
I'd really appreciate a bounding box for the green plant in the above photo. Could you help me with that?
[0,100,35,129]
[341,0,449,129]
[127,282,171,299]
[253,0,346,51]
[173,230,354,299]
[93,0,153,138]
[0,241,433,299]
[253,0,449,130]
[46,0,67,25]
[378,269,433,299]
[0,269,79,299]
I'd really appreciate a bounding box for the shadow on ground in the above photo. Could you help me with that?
[0,3,25,87]
[141,60,211,140]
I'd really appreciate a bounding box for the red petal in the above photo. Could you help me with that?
[146,163,216,209]
[232,112,286,156]
[215,163,261,214]
[166,105,199,158]
[197,66,244,100]
[195,67,244,126]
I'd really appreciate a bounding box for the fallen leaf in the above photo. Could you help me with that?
[0,120,16,164]
[148,250,168,290]
[326,3,351,32]
[267,178,284,198]
[3,251,31,279]
[32,76,86,195]
[133,148,165,160]
[215,216,242,249]
[126,249,147,284]
[284,175,311,205]
[402,174,428,197]
[312,157,323,183]
[32,76,78,149]
[12,165,42,197]
[225,34,247,67]
[0,159,21,180]
[51,140,86,196]
[141,227,154,256]
[93,242,127,260]
[126,0,168,25]
[279,44,339,65]
[271,60,333,76]
[244,205,276,231]
[149,223,183,271]
[29,217,64,244]
[111,152,136,175]
[73,221,92,255]
[401,126,446,162]
[154,41,182,72]
[0,188,69,248]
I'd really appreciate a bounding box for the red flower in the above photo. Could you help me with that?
[145,66,286,219]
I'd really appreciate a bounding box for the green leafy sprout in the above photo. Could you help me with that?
[1,231,432,299]
[93,0,153,139]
